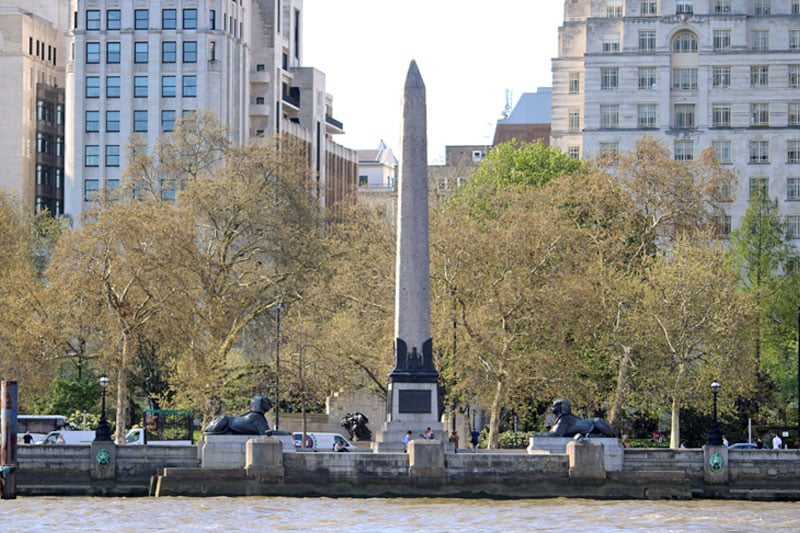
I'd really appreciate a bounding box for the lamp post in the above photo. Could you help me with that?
[274,302,283,430]
[94,375,112,441]
[708,380,723,446]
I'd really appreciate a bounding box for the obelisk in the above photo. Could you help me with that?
[374,60,442,452]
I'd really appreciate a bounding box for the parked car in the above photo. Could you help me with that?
[729,442,760,450]
[292,432,355,451]
[39,430,96,445]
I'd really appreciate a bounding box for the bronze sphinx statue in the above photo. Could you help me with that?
[547,398,615,438]
[203,396,272,435]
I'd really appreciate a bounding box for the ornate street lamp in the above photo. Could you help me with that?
[94,375,112,442]
[708,380,723,446]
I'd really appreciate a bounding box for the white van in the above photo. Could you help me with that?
[293,432,355,451]
[40,430,96,445]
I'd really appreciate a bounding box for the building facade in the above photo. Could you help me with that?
[551,0,800,236]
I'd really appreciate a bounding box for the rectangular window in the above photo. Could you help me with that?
[162,110,176,132]
[672,68,698,90]
[786,216,800,238]
[714,215,732,238]
[601,68,619,90]
[107,10,121,30]
[135,42,148,63]
[712,104,731,127]
[160,179,176,201]
[752,30,769,50]
[750,177,769,197]
[210,10,216,30]
[135,9,149,30]
[85,180,100,201]
[85,145,100,167]
[712,140,732,164]
[106,110,120,132]
[602,33,620,53]
[86,42,100,63]
[106,76,120,98]
[569,72,580,94]
[106,42,121,64]
[85,111,100,132]
[183,41,197,63]
[162,9,177,29]
[600,104,620,128]
[639,30,656,52]
[599,142,619,161]
[86,10,100,30]
[568,146,580,159]
[794,0,800,15]
[639,67,656,89]
[183,9,198,29]
[714,0,732,13]
[788,176,800,199]
[183,76,197,97]
[751,103,769,127]
[86,76,100,98]
[789,141,800,163]
[754,0,771,15]
[790,66,800,88]
[674,104,695,128]
[568,109,581,132]
[607,0,623,17]
[751,65,769,87]
[106,145,120,167]
[134,76,148,98]
[162,76,176,97]
[674,140,694,161]
[713,66,731,88]
[641,0,657,15]
[791,103,800,126]
[638,104,657,128]
[677,0,693,14]
[791,30,800,50]
[713,30,731,51]
[134,110,148,132]
[162,41,177,63]
[750,140,770,163]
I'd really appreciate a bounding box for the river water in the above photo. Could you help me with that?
[3,496,800,531]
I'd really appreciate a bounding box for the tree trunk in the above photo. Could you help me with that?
[114,336,129,444]
[487,378,505,449]
[608,345,633,430]
[669,396,680,449]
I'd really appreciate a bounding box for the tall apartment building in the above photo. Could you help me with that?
[63,0,356,219]
[551,0,800,237]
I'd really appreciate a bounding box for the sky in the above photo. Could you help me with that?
[302,1,564,163]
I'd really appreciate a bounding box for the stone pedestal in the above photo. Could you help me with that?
[202,434,294,469]
[90,441,116,480]
[245,438,284,478]
[408,440,445,483]
[703,444,729,484]
[528,436,623,472]
[567,439,606,480]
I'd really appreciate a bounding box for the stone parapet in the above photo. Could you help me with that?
[528,436,623,471]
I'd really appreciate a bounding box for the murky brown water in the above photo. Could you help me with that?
[3,496,800,531]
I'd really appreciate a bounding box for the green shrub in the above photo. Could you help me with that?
[498,431,529,449]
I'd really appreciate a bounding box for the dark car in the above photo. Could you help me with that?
[729,442,760,449]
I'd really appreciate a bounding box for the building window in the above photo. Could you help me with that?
[56,104,63,125]
[602,33,620,53]
[712,140,732,164]
[106,145,120,167]
[714,216,732,238]
[210,10,216,30]
[131,77,148,100]
[639,67,656,89]
[183,9,198,29]
[86,42,100,63]
[106,110,120,132]
[673,31,698,53]
[85,180,100,201]
[569,72,580,94]
[752,30,769,51]
[794,0,800,15]
[106,76,120,98]
[790,66,800,88]
[712,104,731,127]
[162,110,176,132]
[56,137,63,157]
[107,42,121,64]
[183,41,197,63]
[750,177,769,196]
[639,30,656,52]
[599,142,619,161]
[135,42,148,63]
[86,10,100,31]
[568,109,581,132]
[672,68,698,89]
[754,0,771,15]
[85,145,100,167]
[162,9,177,29]
[790,103,800,126]
[134,110,148,132]
[600,104,620,128]
[135,9,149,30]
[751,103,769,127]
[183,76,197,97]
[788,176,800,198]
[713,0,732,13]
[607,0,623,17]
[787,216,800,238]
[674,104,695,128]
[601,68,619,90]
[162,76,176,97]
[107,10,121,30]
[160,179,176,201]
[789,140,800,163]
[751,65,769,87]
[674,140,693,161]
[676,0,693,14]
[641,0,657,15]
[713,30,731,51]
[568,146,580,159]
[85,111,100,132]
[638,104,657,128]
[713,66,731,88]
[750,140,770,163]
[791,30,800,50]
[86,76,100,98]
[162,41,177,63]
[36,133,50,154]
